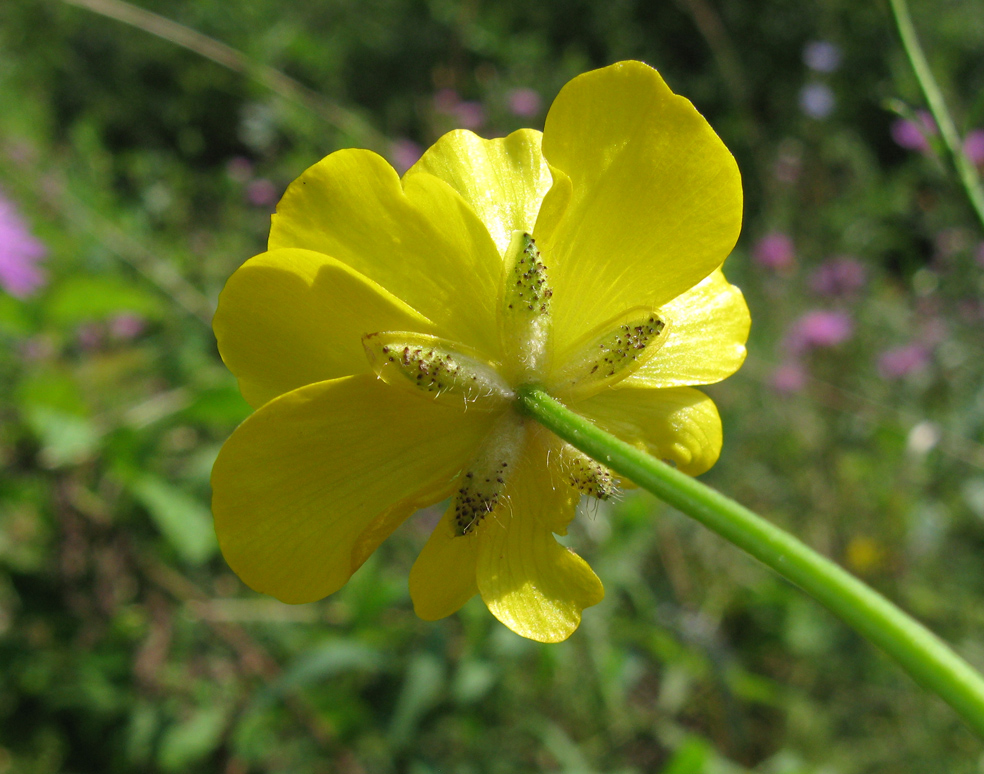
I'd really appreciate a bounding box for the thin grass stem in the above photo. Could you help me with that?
[60,0,389,151]
[888,0,984,231]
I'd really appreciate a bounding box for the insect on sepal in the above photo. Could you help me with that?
[452,414,525,536]
[555,442,618,500]
[499,231,553,384]
[363,331,512,411]
[547,306,669,402]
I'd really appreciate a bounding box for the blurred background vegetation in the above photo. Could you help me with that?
[2,0,984,771]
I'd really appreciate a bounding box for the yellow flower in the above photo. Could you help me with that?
[211,61,747,643]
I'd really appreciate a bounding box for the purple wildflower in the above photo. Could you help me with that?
[109,313,146,340]
[878,344,930,380]
[753,232,795,270]
[506,87,542,118]
[799,83,835,120]
[771,362,807,394]
[809,257,867,297]
[0,191,47,298]
[432,88,486,130]
[19,335,55,362]
[453,101,486,130]
[389,139,424,175]
[76,322,104,351]
[891,111,937,153]
[246,179,279,208]
[785,310,853,354]
[226,156,253,183]
[964,129,984,166]
[433,88,460,114]
[803,41,842,73]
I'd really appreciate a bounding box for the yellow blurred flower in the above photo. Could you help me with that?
[846,536,887,574]
[211,61,747,642]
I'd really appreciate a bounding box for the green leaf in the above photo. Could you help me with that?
[157,705,227,772]
[129,475,217,564]
[250,640,384,711]
[0,294,32,335]
[23,405,100,467]
[388,653,445,749]
[45,275,165,326]
[180,384,252,426]
[660,738,711,774]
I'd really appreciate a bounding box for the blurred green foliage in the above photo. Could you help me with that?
[1,0,984,771]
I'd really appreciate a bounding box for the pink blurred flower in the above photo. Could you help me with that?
[0,191,47,298]
[226,156,253,183]
[109,313,146,340]
[19,335,55,362]
[76,322,104,351]
[453,101,486,130]
[771,362,807,393]
[753,232,795,270]
[964,129,984,166]
[507,87,542,118]
[785,310,853,354]
[246,179,279,208]
[809,257,867,297]
[432,88,486,130]
[878,344,930,380]
[390,139,423,175]
[433,88,460,114]
[891,111,937,153]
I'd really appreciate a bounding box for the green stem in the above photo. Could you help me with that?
[516,384,984,737]
[888,0,984,232]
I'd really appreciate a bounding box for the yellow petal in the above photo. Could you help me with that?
[405,129,554,258]
[475,437,604,642]
[211,375,495,604]
[622,269,749,389]
[576,386,722,476]
[349,477,456,575]
[408,505,481,621]
[214,248,434,408]
[269,149,502,356]
[537,61,742,353]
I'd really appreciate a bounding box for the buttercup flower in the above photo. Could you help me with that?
[211,61,748,642]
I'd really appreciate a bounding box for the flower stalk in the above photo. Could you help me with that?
[888,0,984,232]
[517,384,984,737]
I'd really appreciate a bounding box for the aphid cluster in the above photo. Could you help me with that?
[381,345,471,395]
[453,461,510,535]
[507,234,553,316]
[587,315,665,379]
[564,453,616,500]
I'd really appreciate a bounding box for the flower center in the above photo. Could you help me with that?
[360,230,671,531]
